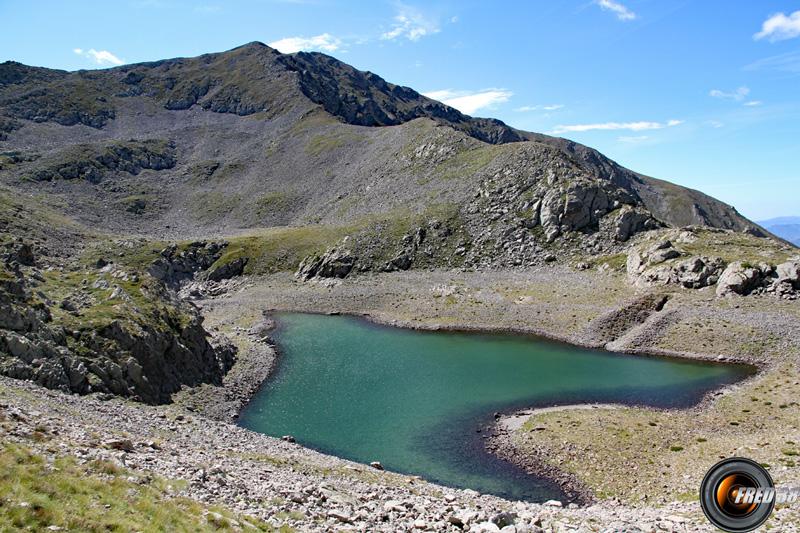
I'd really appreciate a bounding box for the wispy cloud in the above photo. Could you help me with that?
[382,3,440,41]
[268,33,341,53]
[754,10,800,42]
[744,50,800,74]
[709,86,750,102]
[515,104,564,112]
[423,88,512,115]
[594,0,636,21]
[73,48,125,66]
[551,119,682,135]
[743,100,763,107]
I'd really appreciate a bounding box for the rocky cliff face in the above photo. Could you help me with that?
[0,236,236,404]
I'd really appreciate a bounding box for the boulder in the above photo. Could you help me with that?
[383,253,413,272]
[492,512,517,528]
[147,241,228,287]
[7,242,35,266]
[670,256,724,288]
[104,439,135,452]
[609,205,661,241]
[716,261,762,297]
[776,260,800,289]
[327,510,353,524]
[646,240,681,265]
[627,239,722,289]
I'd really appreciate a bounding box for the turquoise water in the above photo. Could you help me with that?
[238,312,751,502]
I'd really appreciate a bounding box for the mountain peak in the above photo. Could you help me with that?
[0,43,771,238]
[230,41,274,52]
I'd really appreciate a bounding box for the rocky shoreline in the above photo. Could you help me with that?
[1,374,761,532]
[175,311,279,422]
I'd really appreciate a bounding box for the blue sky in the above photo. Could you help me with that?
[1,1,798,220]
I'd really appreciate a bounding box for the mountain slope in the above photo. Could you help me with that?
[0,42,770,264]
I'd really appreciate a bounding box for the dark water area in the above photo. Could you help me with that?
[238,313,753,502]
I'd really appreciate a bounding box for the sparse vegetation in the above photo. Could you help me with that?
[0,442,278,532]
[305,130,366,156]
[209,225,349,275]
[255,191,298,217]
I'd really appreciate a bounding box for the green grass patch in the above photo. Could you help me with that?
[586,253,628,271]
[209,225,349,275]
[188,191,243,224]
[680,228,792,266]
[0,442,282,532]
[115,194,152,214]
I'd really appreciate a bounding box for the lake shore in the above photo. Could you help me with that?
[185,268,798,516]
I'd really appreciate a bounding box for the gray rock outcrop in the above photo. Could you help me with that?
[296,247,357,280]
[627,239,724,289]
[147,241,228,287]
[0,261,236,404]
[203,257,248,282]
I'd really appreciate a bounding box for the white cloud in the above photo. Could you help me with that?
[551,119,682,135]
[709,86,750,102]
[595,0,636,21]
[381,4,440,41]
[423,88,513,115]
[754,10,800,42]
[515,104,564,112]
[268,33,341,53]
[73,48,125,66]
[744,50,800,73]
[706,120,725,129]
[743,100,763,107]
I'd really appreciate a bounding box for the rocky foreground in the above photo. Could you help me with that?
[8,372,794,533]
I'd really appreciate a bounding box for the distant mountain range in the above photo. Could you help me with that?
[758,217,800,246]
